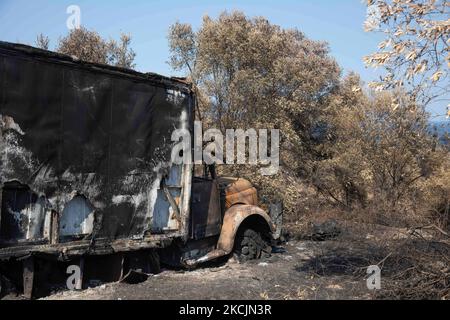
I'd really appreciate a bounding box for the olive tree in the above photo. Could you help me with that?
[168,11,341,214]
[55,27,136,69]
[364,0,450,115]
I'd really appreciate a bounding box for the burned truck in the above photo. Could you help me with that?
[0,42,282,298]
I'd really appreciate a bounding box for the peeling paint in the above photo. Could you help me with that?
[0,117,38,183]
[60,196,95,237]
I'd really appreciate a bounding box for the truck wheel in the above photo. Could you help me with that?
[234,229,271,262]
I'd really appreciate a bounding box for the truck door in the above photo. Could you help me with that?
[190,177,222,239]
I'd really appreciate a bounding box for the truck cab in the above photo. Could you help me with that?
[161,165,279,268]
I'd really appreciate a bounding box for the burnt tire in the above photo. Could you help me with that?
[234,229,272,262]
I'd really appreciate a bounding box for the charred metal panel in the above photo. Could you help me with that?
[0,42,194,249]
[217,177,258,210]
[190,178,222,239]
[59,196,94,237]
[0,181,48,242]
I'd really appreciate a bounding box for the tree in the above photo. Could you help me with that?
[108,33,136,69]
[364,0,450,116]
[168,11,340,160]
[313,73,446,223]
[168,11,341,215]
[35,33,50,50]
[55,27,136,69]
[57,27,109,64]
[107,33,136,69]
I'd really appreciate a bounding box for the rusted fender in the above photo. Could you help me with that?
[217,177,258,210]
[216,205,275,254]
[183,205,275,267]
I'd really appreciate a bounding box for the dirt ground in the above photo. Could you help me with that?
[38,239,370,300]
[2,221,447,300]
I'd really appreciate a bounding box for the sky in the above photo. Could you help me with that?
[0,0,445,118]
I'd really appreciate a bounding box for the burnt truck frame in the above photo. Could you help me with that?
[0,42,282,298]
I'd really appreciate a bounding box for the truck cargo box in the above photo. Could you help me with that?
[0,41,194,260]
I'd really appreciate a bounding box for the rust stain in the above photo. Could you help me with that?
[218,177,258,210]
[217,204,275,254]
